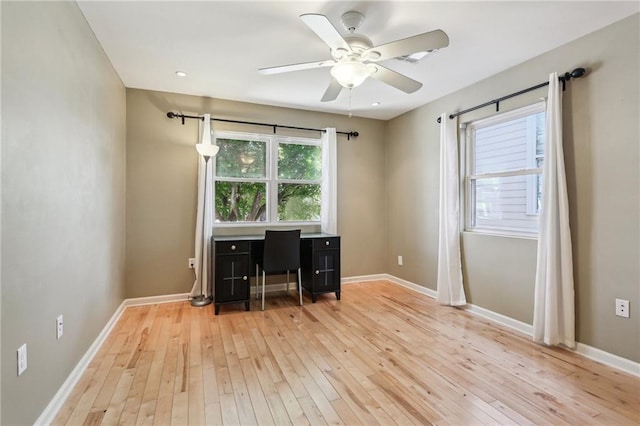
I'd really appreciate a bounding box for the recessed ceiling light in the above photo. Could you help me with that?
[372,102,381,107]
[175,71,187,77]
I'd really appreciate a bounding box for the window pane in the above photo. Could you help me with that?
[215,181,266,222]
[536,174,543,213]
[215,138,266,178]
[277,183,320,222]
[471,174,540,233]
[535,112,545,156]
[278,144,321,180]
[473,112,545,174]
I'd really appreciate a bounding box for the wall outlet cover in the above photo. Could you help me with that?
[615,299,630,318]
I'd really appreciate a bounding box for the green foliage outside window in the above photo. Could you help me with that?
[215,138,266,178]
[278,144,321,180]
[278,183,321,222]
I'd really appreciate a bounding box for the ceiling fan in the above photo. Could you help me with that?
[259,11,449,102]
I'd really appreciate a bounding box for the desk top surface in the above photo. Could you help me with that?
[213,233,339,242]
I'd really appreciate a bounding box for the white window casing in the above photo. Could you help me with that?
[213,131,324,227]
[464,102,546,237]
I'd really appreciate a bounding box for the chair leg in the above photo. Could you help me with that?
[297,267,303,306]
[287,271,290,294]
[255,264,259,300]
[262,270,266,311]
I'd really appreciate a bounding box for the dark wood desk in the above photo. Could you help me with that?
[212,233,341,314]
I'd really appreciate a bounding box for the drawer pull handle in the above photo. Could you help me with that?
[325,241,330,246]
[243,276,247,281]
[315,270,320,275]
[231,245,236,251]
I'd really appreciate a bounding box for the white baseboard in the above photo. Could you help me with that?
[341,273,389,284]
[463,303,534,336]
[34,300,127,425]
[35,292,190,425]
[381,274,639,377]
[123,292,190,307]
[250,282,301,295]
[382,274,438,298]
[575,342,640,376]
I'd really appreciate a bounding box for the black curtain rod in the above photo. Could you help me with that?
[436,67,586,123]
[166,112,359,140]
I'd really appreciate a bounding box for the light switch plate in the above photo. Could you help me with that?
[17,344,27,376]
[56,315,64,339]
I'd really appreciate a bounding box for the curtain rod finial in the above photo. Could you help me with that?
[571,68,586,79]
[167,111,176,119]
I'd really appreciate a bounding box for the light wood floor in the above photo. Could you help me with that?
[54,281,639,425]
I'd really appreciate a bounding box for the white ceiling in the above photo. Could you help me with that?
[77,1,639,120]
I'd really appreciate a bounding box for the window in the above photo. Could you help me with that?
[213,131,322,225]
[465,103,546,236]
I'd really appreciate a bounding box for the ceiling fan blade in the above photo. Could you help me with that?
[259,60,335,75]
[370,64,423,93]
[321,78,343,102]
[300,13,351,52]
[365,29,449,61]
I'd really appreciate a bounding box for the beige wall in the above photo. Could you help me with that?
[1,2,126,424]
[386,14,639,362]
[125,89,387,298]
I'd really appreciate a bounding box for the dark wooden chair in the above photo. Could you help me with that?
[256,229,303,310]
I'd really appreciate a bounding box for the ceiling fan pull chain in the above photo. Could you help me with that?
[348,89,353,118]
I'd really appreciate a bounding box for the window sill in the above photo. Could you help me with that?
[462,230,538,241]
[214,221,320,228]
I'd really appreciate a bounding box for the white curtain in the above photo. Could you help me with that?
[321,128,337,234]
[436,114,467,306]
[191,114,214,298]
[533,73,575,348]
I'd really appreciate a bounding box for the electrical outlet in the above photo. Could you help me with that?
[17,344,27,376]
[56,315,64,339]
[615,299,630,318]
[188,258,196,269]
[398,255,403,266]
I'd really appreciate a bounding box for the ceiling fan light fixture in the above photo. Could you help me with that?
[330,61,376,89]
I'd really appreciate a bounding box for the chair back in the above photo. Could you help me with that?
[263,229,301,272]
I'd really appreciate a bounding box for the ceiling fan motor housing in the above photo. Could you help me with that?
[332,34,375,61]
[340,11,365,32]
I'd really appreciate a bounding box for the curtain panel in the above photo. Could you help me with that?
[436,114,467,306]
[532,72,576,348]
[321,128,337,234]
[191,114,214,298]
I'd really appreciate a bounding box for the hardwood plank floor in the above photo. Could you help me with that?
[53,281,639,425]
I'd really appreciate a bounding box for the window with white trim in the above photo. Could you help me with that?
[213,131,322,225]
[465,102,546,236]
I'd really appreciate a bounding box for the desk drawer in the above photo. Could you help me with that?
[312,237,340,249]
[216,241,250,254]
